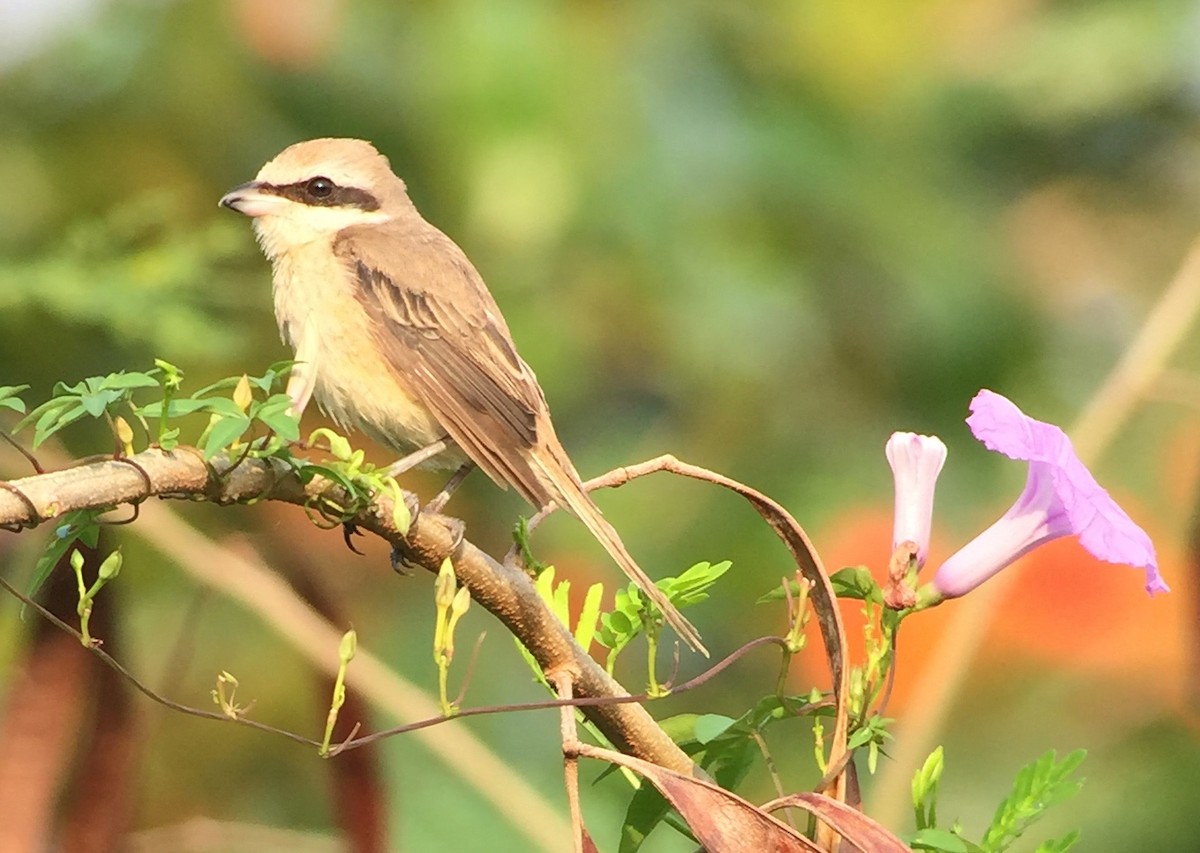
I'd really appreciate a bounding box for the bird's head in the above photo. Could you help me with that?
[220,138,410,258]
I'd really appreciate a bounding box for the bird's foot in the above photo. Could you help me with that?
[342,522,365,555]
[389,491,424,574]
[388,493,465,574]
[389,543,413,575]
[441,517,467,555]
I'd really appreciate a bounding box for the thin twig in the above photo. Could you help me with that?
[551,670,587,853]
[1,549,795,756]
[753,731,797,830]
[322,635,793,752]
[0,572,318,748]
[0,430,43,474]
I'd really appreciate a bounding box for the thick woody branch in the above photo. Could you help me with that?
[0,448,695,775]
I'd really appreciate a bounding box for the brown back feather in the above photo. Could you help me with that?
[333,220,705,653]
[334,223,552,506]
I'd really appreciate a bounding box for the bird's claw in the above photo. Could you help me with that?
[342,522,365,555]
[390,544,413,575]
[403,491,422,530]
[388,496,465,575]
[441,517,467,555]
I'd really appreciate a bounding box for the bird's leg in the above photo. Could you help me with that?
[389,490,424,574]
[424,462,475,514]
[384,442,470,571]
[384,438,451,478]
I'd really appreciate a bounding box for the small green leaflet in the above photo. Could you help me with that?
[0,385,29,414]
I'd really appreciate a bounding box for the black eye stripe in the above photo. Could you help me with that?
[262,179,381,211]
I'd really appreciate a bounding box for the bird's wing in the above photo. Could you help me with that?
[333,223,553,506]
[335,223,706,653]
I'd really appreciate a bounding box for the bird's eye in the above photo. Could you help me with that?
[306,177,334,199]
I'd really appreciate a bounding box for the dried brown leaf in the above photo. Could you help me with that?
[579,744,823,852]
[763,792,908,852]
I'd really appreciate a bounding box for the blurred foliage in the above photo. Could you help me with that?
[1,0,1198,850]
[0,192,252,359]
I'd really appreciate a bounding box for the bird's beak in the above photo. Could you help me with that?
[219,181,288,217]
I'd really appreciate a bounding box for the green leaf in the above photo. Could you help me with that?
[605,609,632,636]
[670,559,731,590]
[552,577,571,624]
[138,398,221,417]
[913,745,945,830]
[201,413,252,457]
[197,397,251,418]
[77,520,101,549]
[295,462,360,495]
[534,564,557,603]
[693,714,736,745]
[15,397,69,435]
[253,394,301,440]
[981,749,1086,852]
[848,727,875,750]
[12,369,166,447]
[657,713,701,745]
[79,388,121,417]
[0,385,29,413]
[253,360,296,392]
[662,560,731,607]
[701,732,757,790]
[54,378,88,396]
[830,566,883,602]
[98,371,160,390]
[190,375,243,398]
[158,426,180,451]
[33,402,90,446]
[28,509,103,601]
[909,828,975,852]
[618,785,673,853]
[1034,830,1081,853]
[573,582,604,651]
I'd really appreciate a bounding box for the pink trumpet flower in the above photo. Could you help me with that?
[930,390,1167,601]
[886,432,948,569]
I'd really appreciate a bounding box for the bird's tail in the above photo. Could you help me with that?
[533,453,708,656]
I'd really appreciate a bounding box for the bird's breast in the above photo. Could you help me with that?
[268,239,453,460]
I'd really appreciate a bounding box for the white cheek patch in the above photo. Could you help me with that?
[252,206,392,258]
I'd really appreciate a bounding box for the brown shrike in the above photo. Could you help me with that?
[220,138,704,653]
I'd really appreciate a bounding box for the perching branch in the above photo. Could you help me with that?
[0,447,696,774]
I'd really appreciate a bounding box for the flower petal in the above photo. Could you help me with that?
[964,390,1167,596]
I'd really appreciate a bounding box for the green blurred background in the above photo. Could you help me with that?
[1,1,1196,850]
